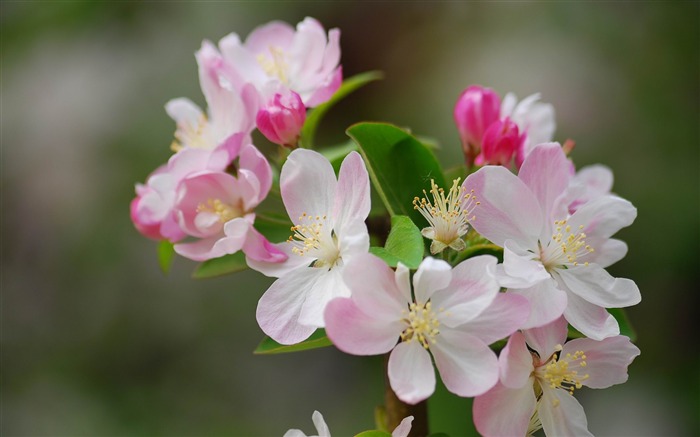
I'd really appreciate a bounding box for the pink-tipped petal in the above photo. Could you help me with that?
[496,240,549,289]
[239,143,273,201]
[556,265,641,308]
[245,20,295,53]
[463,166,542,248]
[246,241,311,278]
[457,293,530,345]
[333,151,371,236]
[499,332,534,389]
[298,267,349,328]
[394,263,413,304]
[511,279,568,330]
[174,235,236,261]
[430,331,499,397]
[241,225,287,263]
[585,237,628,268]
[473,381,536,437]
[305,66,342,107]
[255,268,322,344]
[391,416,414,437]
[412,257,452,303]
[539,388,593,437]
[563,336,640,389]
[343,254,407,321]
[281,149,337,224]
[523,316,569,359]
[563,293,619,341]
[568,195,637,240]
[324,298,403,356]
[388,342,436,405]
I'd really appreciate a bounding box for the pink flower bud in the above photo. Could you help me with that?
[453,85,501,165]
[475,117,525,167]
[256,90,306,147]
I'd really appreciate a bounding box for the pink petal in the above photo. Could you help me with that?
[457,293,530,345]
[563,336,640,389]
[499,332,534,389]
[412,257,452,303]
[305,66,342,107]
[539,388,593,437]
[394,263,413,304]
[391,416,414,437]
[343,253,407,321]
[165,97,203,127]
[431,255,500,327]
[281,149,337,225]
[241,226,287,263]
[563,293,619,341]
[246,20,296,53]
[523,316,569,360]
[255,268,323,344]
[567,195,637,240]
[430,330,499,397]
[298,267,349,328]
[332,151,371,237]
[174,235,235,261]
[473,381,536,437]
[518,143,571,231]
[556,265,641,308]
[463,166,542,248]
[496,239,549,289]
[239,143,272,202]
[246,241,311,278]
[511,279,567,330]
[585,237,628,268]
[324,298,403,355]
[336,220,370,260]
[388,342,436,404]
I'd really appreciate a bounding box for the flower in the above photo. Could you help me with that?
[256,87,306,147]
[172,143,285,263]
[218,17,342,107]
[463,143,641,340]
[325,254,529,404]
[249,149,370,345]
[283,411,414,437]
[561,164,614,214]
[473,317,640,437]
[453,85,502,166]
[500,92,556,168]
[474,117,526,168]
[412,178,478,254]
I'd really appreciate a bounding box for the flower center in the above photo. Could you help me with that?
[412,178,479,254]
[400,301,441,349]
[541,219,594,269]
[171,114,211,152]
[288,213,341,269]
[535,347,590,404]
[197,198,242,223]
[257,46,289,85]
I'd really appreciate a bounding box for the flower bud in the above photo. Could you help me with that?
[256,90,306,147]
[453,85,501,165]
[475,117,525,167]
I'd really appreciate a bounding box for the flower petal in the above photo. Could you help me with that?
[388,342,435,405]
[585,237,628,268]
[556,264,641,308]
[457,293,530,345]
[332,151,371,236]
[522,316,569,359]
[298,267,349,328]
[413,257,452,303]
[239,143,273,203]
[539,388,593,437]
[567,195,637,240]
[563,292,619,341]
[463,166,542,248]
[495,239,549,289]
[510,279,568,330]
[343,253,407,321]
[241,225,287,263]
[324,297,403,355]
[391,416,414,437]
[246,241,311,278]
[563,336,640,389]
[499,332,534,389]
[311,410,331,437]
[281,149,337,225]
[473,381,536,437]
[431,330,499,397]
[174,236,226,261]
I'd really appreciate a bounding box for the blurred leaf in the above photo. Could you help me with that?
[428,434,451,437]
[609,307,637,341]
[443,165,467,183]
[369,215,424,269]
[254,329,333,354]
[301,71,384,148]
[321,141,358,174]
[428,377,479,436]
[374,406,389,432]
[355,432,391,437]
[347,122,446,226]
[255,214,293,243]
[192,252,247,279]
[157,240,175,274]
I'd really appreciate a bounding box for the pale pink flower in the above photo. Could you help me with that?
[256,86,306,147]
[173,143,285,263]
[325,254,529,404]
[474,117,526,167]
[250,149,370,345]
[453,85,501,165]
[463,143,640,340]
[500,92,556,168]
[218,17,342,107]
[562,164,614,214]
[473,317,640,437]
[283,411,413,437]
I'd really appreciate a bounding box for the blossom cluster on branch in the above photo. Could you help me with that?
[131,17,641,437]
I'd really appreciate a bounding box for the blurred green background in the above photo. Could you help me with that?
[3,2,698,436]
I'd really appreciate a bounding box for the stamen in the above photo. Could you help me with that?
[542,219,594,268]
[400,302,442,349]
[257,46,289,84]
[287,213,341,268]
[172,114,210,151]
[538,350,590,396]
[196,198,241,223]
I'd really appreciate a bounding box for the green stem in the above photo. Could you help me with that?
[453,243,503,264]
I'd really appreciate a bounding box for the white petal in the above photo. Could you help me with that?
[332,151,371,236]
[412,257,452,303]
[342,253,407,321]
[457,293,530,345]
[498,332,535,389]
[496,240,549,289]
[473,381,536,437]
[556,265,641,308]
[522,316,569,359]
[563,336,640,389]
[567,195,637,240]
[563,292,619,341]
[312,410,331,437]
[299,267,349,327]
[391,416,414,437]
[388,342,436,405]
[539,388,593,437]
[281,149,337,225]
[510,280,568,330]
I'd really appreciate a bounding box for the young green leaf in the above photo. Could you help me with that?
[157,240,175,274]
[608,307,637,341]
[347,122,446,227]
[369,215,424,269]
[354,431,392,437]
[301,70,384,148]
[192,252,248,279]
[253,329,333,354]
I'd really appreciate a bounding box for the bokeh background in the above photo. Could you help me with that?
[3,2,699,436]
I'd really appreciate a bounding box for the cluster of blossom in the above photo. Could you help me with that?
[131,17,641,437]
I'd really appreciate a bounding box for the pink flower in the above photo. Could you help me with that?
[218,17,342,107]
[500,92,556,168]
[284,411,413,437]
[453,85,501,165]
[325,254,529,404]
[256,87,306,147]
[463,143,641,340]
[473,317,640,437]
[172,144,285,263]
[561,164,614,214]
[474,117,526,167]
[249,149,371,345]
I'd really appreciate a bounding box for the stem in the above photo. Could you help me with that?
[384,354,429,436]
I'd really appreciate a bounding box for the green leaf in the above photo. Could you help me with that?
[369,215,424,269]
[354,432,391,437]
[192,252,247,279]
[609,307,637,341]
[253,329,333,354]
[157,240,175,274]
[347,123,446,227]
[301,71,384,148]
[254,214,293,243]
